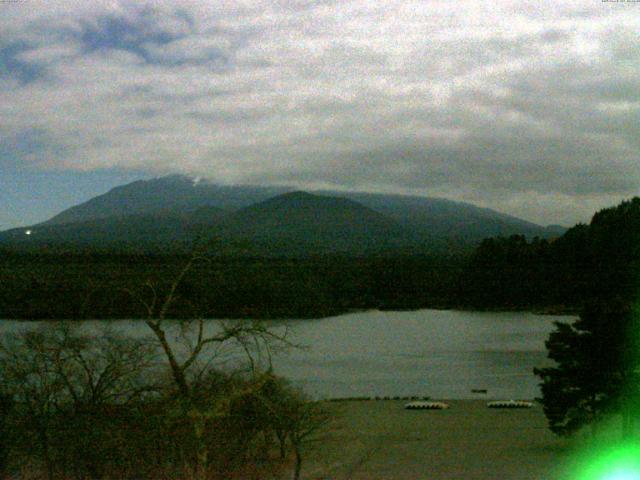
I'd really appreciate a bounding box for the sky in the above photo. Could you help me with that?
[1,0,639,230]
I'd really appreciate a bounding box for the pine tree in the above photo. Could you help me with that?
[535,300,639,436]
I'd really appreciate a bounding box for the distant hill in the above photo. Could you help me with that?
[0,214,197,252]
[0,192,414,255]
[323,191,553,248]
[211,191,416,254]
[541,224,568,237]
[44,175,290,225]
[0,175,565,254]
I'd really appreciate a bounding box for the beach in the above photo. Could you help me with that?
[304,400,576,480]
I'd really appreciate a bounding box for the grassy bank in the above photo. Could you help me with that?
[304,400,577,480]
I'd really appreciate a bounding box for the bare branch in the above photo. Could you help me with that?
[158,253,202,321]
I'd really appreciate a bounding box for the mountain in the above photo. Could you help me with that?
[0,213,198,252]
[211,191,415,254]
[541,224,568,237]
[0,175,566,254]
[322,191,552,247]
[44,175,290,225]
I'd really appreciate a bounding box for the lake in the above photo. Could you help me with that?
[0,309,573,400]
[274,309,571,400]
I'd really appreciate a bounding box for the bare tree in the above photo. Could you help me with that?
[254,375,332,480]
[0,323,157,480]
[283,396,331,480]
[0,327,71,480]
[124,252,291,478]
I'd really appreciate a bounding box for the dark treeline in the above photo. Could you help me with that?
[460,197,640,311]
[531,199,640,438]
[1,196,638,320]
[0,252,464,320]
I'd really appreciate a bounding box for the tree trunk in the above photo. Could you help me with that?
[193,413,209,480]
[146,321,190,398]
[38,426,54,480]
[280,441,287,461]
[292,444,302,480]
[276,431,287,460]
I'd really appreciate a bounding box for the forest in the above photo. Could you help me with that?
[461,196,640,310]
[0,197,638,320]
[0,251,463,320]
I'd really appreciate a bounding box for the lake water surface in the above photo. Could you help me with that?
[0,309,574,400]
[274,309,572,400]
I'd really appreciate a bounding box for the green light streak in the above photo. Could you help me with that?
[576,442,640,480]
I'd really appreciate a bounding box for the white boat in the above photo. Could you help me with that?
[404,401,449,410]
[487,400,533,409]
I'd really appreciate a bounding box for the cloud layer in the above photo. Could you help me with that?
[1,0,639,225]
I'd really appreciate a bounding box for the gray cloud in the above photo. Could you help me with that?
[0,41,48,84]
[0,127,65,170]
[0,0,638,226]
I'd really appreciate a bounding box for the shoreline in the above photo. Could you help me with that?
[307,399,574,480]
[0,305,579,322]
[323,395,539,402]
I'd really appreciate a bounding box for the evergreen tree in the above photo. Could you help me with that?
[535,300,640,436]
[535,198,640,437]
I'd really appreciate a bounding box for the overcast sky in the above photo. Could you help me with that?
[1,0,639,229]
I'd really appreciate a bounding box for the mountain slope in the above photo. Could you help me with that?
[0,192,414,254]
[1,175,566,254]
[0,214,199,252]
[212,191,416,254]
[326,191,555,247]
[44,175,290,225]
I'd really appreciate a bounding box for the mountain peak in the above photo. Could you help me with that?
[0,175,561,254]
[279,190,316,199]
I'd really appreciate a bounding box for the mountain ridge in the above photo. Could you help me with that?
[0,175,566,254]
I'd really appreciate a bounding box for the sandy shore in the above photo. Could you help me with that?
[303,400,577,480]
